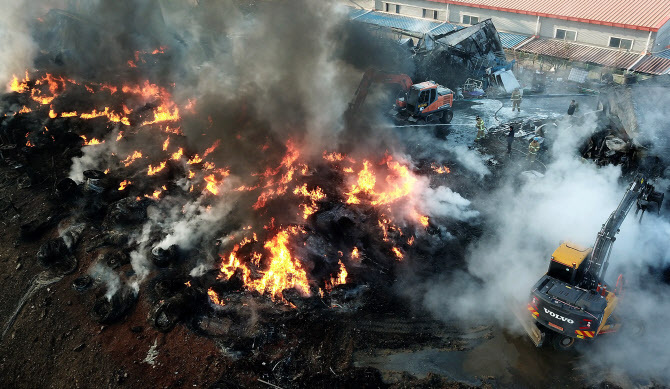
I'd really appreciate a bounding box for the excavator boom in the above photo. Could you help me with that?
[346,69,413,120]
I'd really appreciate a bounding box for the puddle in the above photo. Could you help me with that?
[354,328,582,388]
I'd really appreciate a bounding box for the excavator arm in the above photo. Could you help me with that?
[345,68,413,121]
[580,177,664,290]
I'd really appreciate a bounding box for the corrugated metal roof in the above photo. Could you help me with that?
[427,22,460,35]
[631,55,670,75]
[428,0,670,31]
[516,38,641,68]
[353,11,443,33]
[653,48,670,59]
[498,32,532,49]
[347,8,369,20]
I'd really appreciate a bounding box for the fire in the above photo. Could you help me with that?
[145,189,162,199]
[345,160,375,204]
[335,260,347,285]
[419,215,429,227]
[203,140,220,157]
[188,171,196,179]
[392,247,403,260]
[323,151,346,162]
[431,163,451,174]
[142,104,180,125]
[256,229,311,301]
[49,109,57,119]
[204,174,221,195]
[162,137,170,151]
[293,183,326,219]
[80,107,130,125]
[61,111,78,117]
[345,157,417,207]
[80,135,103,145]
[171,147,184,161]
[147,161,167,175]
[208,288,225,306]
[121,150,143,167]
[217,228,310,304]
[9,73,30,93]
[118,180,131,190]
[18,106,31,114]
[187,154,202,164]
[351,247,360,261]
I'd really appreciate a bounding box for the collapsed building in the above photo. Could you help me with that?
[412,19,520,95]
[583,75,670,174]
[348,11,520,96]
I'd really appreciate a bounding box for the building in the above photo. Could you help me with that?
[367,0,670,75]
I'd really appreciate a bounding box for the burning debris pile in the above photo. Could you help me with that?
[1,59,469,337]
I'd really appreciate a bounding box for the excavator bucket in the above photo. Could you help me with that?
[508,297,545,347]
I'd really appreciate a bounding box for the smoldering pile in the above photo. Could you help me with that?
[1,61,477,337]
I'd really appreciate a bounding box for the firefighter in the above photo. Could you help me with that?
[527,137,540,162]
[511,88,522,112]
[506,125,515,154]
[475,116,486,141]
[567,100,579,116]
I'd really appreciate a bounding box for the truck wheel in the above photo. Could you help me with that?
[552,334,575,351]
[440,110,453,124]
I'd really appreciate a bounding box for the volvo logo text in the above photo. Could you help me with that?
[543,308,574,324]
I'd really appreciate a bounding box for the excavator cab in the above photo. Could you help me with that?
[406,86,435,114]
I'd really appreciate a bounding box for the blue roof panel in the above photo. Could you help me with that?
[428,23,461,35]
[653,49,670,60]
[498,32,532,49]
[353,11,442,34]
[347,7,368,20]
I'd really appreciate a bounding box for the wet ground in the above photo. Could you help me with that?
[351,94,605,388]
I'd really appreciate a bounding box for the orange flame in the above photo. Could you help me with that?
[9,72,30,93]
[204,174,221,195]
[392,247,403,260]
[187,154,202,164]
[80,135,103,145]
[208,288,225,306]
[431,163,451,174]
[203,140,220,157]
[293,183,326,219]
[147,161,167,175]
[171,147,184,161]
[162,137,170,151]
[142,104,180,125]
[118,180,131,190]
[122,150,143,167]
[351,247,360,261]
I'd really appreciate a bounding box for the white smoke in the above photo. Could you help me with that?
[89,262,121,300]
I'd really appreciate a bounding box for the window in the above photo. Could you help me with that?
[395,4,400,14]
[609,37,633,50]
[423,9,439,20]
[555,29,577,41]
[385,3,389,12]
[462,14,479,25]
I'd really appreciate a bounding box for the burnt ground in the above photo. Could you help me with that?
[0,94,626,389]
[0,119,490,389]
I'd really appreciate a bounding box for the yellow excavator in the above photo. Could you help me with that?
[514,177,664,350]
